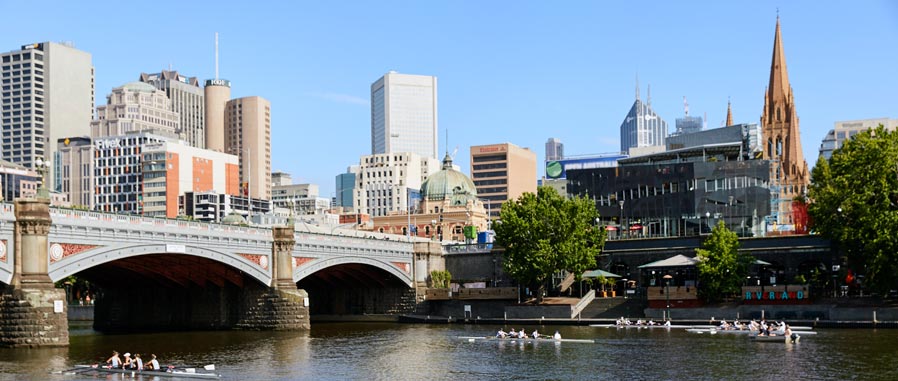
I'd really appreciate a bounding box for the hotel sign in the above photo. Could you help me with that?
[205,79,231,87]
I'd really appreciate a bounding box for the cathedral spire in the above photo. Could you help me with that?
[726,98,733,126]
[767,15,791,119]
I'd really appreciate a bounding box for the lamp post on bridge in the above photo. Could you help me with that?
[34,156,52,199]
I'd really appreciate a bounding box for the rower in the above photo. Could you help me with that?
[147,354,160,371]
[122,353,132,369]
[553,331,562,340]
[496,329,507,338]
[105,351,121,369]
[133,353,144,370]
[532,330,539,339]
[509,328,517,338]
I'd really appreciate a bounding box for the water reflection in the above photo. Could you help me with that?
[1,324,897,380]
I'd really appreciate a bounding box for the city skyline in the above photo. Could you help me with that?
[1,1,895,198]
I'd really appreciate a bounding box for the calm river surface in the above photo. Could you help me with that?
[0,323,895,380]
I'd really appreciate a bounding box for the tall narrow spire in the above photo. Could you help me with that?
[635,74,640,101]
[647,84,652,107]
[726,98,733,126]
[767,16,791,115]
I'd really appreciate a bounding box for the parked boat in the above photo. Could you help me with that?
[70,365,221,379]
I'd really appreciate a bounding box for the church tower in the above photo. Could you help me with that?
[761,16,810,226]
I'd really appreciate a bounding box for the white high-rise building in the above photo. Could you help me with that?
[354,152,438,217]
[370,72,438,159]
[91,82,180,139]
[545,138,564,161]
[1,42,94,191]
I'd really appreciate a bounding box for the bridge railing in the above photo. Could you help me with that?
[47,207,273,237]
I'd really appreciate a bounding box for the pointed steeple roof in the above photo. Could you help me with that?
[726,99,733,126]
[767,16,791,108]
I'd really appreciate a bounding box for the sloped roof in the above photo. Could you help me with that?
[638,254,699,269]
[582,269,621,278]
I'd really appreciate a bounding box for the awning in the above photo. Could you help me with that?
[638,254,699,269]
[754,259,772,265]
[582,269,622,278]
[604,225,618,231]
[629,224,643,230]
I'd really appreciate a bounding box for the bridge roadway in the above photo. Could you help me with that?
[0,203,429,288]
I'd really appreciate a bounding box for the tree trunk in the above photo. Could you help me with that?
[536,284,545,304]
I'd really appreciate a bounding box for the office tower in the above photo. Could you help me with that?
[818,118,898,160]
[335,168,357,208]
[56,136,94,208]
[141,139,239,218]
[620,84,667,155]
[354,152,438,217]
[760,16,810,225]
[370,72,438,159]
[91,82,180,139]
[92,132,168,213]
[0,42,94,191]
[204,79,230,151]
[140,70,205,148]
[225,96,271,200]
[546,138,564,161]
[470,142,537,218]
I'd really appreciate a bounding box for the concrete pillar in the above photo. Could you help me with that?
[413,242,445,302]
[272,226,296,290]
[0,198,68,347]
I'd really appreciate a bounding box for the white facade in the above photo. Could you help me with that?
[819,117,898,160]
[1,42,94,191]
[56,136,94,208]
[91,82,180,139]
[354,152,438,217]
[140,71,205,149]
[371,72,438,159]
[271,182,331,216]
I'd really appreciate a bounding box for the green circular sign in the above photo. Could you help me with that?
[546,161,563,178]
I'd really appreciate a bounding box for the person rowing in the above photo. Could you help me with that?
[105,351,121,369]
[553,331,562,340]
[132,353,144,370]
[532,330,540,339]
[496,328,507,338]
[122,353,133,369]
[146,354,160,371]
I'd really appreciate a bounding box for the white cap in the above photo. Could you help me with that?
[124,353,131,357]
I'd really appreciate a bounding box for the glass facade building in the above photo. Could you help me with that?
[619,98,668,155]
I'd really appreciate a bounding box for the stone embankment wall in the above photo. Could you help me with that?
[0,287,68,347]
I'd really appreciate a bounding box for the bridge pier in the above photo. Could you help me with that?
[414,242,445,302]
[235,226,310,330]
[0,199,68,347]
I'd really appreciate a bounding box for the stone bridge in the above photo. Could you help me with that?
[0,199,445,347]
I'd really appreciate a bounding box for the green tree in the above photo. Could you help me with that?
[494,186,606,303]
[808,125,898,293]
[695,220,752,303]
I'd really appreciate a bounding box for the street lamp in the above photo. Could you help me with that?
[663,274,673,321]
[34,156,51,199]
[704,211,711,234]
[619,200,625,239]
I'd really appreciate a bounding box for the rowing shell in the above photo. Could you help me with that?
[458,336,597,344]
[71,365,221,379]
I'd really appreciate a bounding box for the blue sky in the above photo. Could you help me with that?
[2,1,896,198]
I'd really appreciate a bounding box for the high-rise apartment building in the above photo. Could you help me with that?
[1,42,94,191]
[335,167,357,209]
[760,17,810,226]
[370,72,438,159]
[140,70,205,148]
[141,139,239,218]
[225,96,271,200]
[91,82,180,139]
[818,118,898,160]
[545,138,564,161]
[56,136,94,208]
[204,79,230,152]
[620,85,667,155]
[354,152,438,217]
[470,142,537,218]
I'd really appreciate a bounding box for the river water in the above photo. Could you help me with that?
[0,323,895,380]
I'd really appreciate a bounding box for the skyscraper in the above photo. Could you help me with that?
[545,138,564,161]
[370,72,438,159]
[761,16,810,226]
[225,96,271,200]
[470,142,537,218]
[619,85,667,155]
[0,42,94,191]
[91,82,180,139]
[140,70,205,148]
[204,79,230,152]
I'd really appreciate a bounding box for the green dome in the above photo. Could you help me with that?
[221,212,246,225]
[420,153,478,206]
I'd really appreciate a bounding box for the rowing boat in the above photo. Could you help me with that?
[751,334,800,343]
[589,324,686,329]
[458,336,597,344]
[71,365,221,379]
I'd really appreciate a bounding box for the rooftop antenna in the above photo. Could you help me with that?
[635,74,640,101]
[647,84,652,107]
[215,32,219,80]
[683,96,689,116]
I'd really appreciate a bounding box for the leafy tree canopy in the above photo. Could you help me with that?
[808,125,898,293]
[494,186,606,302]
[695,220,753,303]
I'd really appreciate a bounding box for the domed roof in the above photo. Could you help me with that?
[221,212,247,225]
[120,81,158,93]
[420,153,478,205]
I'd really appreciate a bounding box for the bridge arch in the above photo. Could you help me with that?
[293,256,413,287]
[48,243,271,286]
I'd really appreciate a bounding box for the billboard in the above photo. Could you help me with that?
[545,154,627,179]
